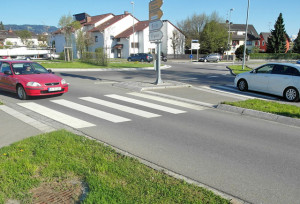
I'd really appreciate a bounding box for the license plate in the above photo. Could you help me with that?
[48,87,62,92]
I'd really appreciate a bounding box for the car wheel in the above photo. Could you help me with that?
[17,85,28,100]
[141,59,145,62]
[128,58,132,62]
[284,87,299,102]
[237,79,248,91]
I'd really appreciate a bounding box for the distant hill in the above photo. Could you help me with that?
[4,24,58,34]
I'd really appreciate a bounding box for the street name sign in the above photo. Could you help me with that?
[149,30,163,41]
[149,20,163,31]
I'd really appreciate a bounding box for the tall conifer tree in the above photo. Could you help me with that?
[267,13,287,53]
[293,29,300,53]
[0,21,5,30]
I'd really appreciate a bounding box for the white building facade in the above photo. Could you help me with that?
[50,12,185,59]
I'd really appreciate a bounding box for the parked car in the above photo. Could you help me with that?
[297,60,300,64]
[0,60,68,100]
[234,63,300,102]
[199,53,222,62]
[127,53,153,62]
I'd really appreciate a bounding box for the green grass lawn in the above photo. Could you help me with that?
[0,130,230,204]
[227,65,252,75]
[40,60,154,69]
[223,99,300,119]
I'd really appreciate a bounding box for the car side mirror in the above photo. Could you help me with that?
[251,69,256,74]
[48,69,53,74]
[4,70,12,75]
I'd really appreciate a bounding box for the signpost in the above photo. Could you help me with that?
[149,0,163,85]
[191,39,200,62]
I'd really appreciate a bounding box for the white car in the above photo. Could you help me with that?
[234,63,300,102]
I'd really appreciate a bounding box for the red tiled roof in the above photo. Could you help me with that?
[89,14,130,32]
[82,13,114,26]
[115,21,149,38]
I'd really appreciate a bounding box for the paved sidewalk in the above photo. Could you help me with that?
[0,105,55,148]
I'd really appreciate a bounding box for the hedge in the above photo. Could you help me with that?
[81,49,108,66]
[250,53,300,60]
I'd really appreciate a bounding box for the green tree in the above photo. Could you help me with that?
[0,21,4,30]
[15,30,32,46]
[58,14,81,61]
[76,30,93,58]
[200,20,227,53]
[292,29,300,53]
[267,13,287,53]
[235,45,249,60]
[177,12,223,51]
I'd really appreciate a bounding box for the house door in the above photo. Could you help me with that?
[117,49,121,58]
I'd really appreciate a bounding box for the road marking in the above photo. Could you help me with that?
[80,97,161,118]
[128,92,207,111]
[195,85,278,100]
[1,105,56,132]
[18,102,95,129]
[105,94,186,114]
[51,99,131,123]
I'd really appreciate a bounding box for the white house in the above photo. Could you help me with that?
[226,24,260,54]
[0,29,39,47]
[50,12,185,59]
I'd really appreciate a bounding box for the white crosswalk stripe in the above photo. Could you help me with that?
[105,94,186,114]
[18,102,95,129]
[80,97,160,118]
[127,92,207,111]
[51,99,131,123]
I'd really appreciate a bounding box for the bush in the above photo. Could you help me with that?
[59,52,65,60]
[250,53,300,59]
[81,48,108,66]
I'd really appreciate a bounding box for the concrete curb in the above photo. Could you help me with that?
[217,104,300,127]
[113,80,191,92]
[50,65,171,72]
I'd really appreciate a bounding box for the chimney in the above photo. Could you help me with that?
[124,11,129,15]
[8,28,13,33]
[86,16,91,23]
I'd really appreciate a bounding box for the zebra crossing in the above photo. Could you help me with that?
[17,93,208,129]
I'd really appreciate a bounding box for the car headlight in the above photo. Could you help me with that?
[61,79,67,85]
[26,82,41,87]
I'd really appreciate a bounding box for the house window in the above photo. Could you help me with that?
[246,41,252,46]
[95,36,98,42]
[131,42,139,48]
[116,38,120,42]
[262,41,265,46]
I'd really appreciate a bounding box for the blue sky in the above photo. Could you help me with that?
[1,0,299,36]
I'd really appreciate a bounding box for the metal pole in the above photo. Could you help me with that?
[227,8,234,61]
[131,1,135,54]
[155,42,162,85]
[242,0,250,70]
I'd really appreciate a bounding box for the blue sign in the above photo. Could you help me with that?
[190,54,193,59]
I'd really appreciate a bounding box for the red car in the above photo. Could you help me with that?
[0,60,68,100]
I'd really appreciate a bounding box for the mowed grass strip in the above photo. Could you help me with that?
[40,60,154,69]
[0,130,230,204]
[223,99,300,119]
[228,65,252,75]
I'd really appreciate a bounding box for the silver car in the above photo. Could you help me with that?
[234,63,300,102]
[199,53,222,62]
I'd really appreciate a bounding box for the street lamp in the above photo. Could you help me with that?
[242,0,250,70]
[131,1,135,54]
[226,8,234,61]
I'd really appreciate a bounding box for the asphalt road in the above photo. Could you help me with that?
[1,61,300,204]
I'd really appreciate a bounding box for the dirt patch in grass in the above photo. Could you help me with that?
[30,178,86,204]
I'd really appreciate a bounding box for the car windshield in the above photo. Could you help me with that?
[12,63,48,75]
